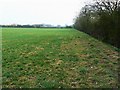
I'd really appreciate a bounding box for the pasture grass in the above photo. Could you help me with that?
[2,28,119,88]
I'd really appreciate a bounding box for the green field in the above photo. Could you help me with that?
[2,28,119,88]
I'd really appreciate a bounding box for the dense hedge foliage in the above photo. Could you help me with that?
[74,0,120,48]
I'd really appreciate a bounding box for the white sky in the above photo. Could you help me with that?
[0,0,92,25]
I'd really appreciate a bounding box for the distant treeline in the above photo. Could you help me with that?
[1,24,73,28]
[74,0,120,48]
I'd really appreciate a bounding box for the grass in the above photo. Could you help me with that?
[2,28,119,88]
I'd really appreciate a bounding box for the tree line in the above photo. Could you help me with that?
[74,0,120,48]
[1,24,73,28]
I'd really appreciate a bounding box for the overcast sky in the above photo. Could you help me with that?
[0,0,92,25]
